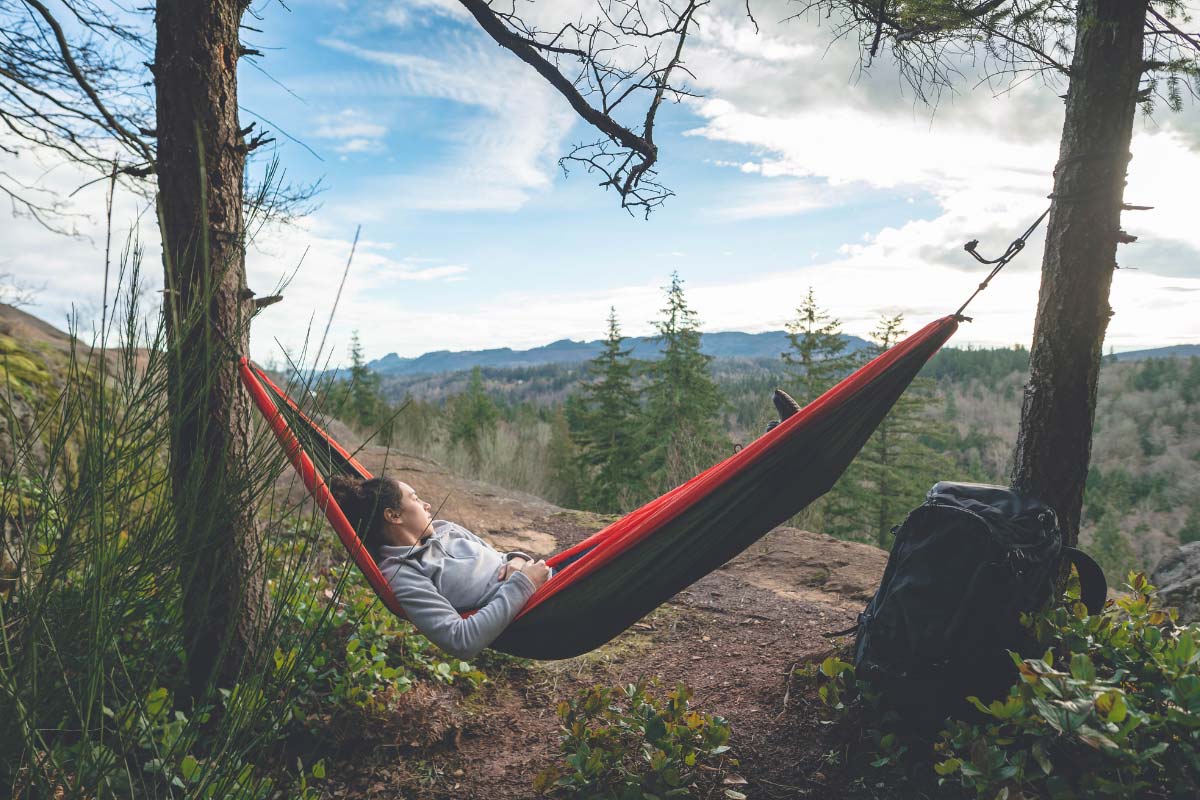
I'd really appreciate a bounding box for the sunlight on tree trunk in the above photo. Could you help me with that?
[1011,0,1149,547]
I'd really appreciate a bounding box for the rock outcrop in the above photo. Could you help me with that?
[1151,542,1200,623]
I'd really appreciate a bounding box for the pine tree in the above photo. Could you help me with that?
[1184,357,1200,405]
[641,273,726,495]
[547,403,585,509]
[449,366,499,472]
[569,308,644,512]
[1178,508,1200,546]
[347,332,384,430]
[782,287,856,405]
[943,391,959,423]
[827,314,952,546]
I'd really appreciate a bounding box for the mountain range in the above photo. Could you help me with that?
[1110,344,1200,361]
[366,330,874,377]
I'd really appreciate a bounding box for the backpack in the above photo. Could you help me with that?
[852,481,1107,732]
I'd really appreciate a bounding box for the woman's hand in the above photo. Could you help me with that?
[497,557,529,582]
[519,559,551,589]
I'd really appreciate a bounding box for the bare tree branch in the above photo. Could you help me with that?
[458,0,706,215]
[0,271,46,308]
[1148,6,1200,54]
[0,0,315,234]
[20,0,152,162]
[0,0,154,228]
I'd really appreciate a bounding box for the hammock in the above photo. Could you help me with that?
[240,315,959,659]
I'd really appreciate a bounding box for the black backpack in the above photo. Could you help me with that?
[852,481,1107,732]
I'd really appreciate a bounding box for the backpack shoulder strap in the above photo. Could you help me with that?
[1063,547,1107,615]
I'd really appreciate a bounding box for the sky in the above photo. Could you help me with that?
[7,0,1200,367]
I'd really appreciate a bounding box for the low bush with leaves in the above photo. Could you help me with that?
[272,570,487,734]
[812,573,1200,799]
[935,573,1199,798]
[534,679,741,799]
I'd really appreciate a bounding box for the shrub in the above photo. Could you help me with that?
[934,573,1200,799]
[534,679,739,799]
[272,570,486,732]
[812,574,1200,799]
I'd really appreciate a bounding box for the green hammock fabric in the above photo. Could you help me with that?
[241,315,958,659]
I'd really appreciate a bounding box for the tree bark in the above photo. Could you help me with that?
[155,0,265,698]
[1010,0,1148,545]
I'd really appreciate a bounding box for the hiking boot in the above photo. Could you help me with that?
[765,388,802,432]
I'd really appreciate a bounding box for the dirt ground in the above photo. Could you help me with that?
[290,447,893,799]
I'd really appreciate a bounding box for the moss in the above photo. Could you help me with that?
[0,347,52,398]
[2,353,50,382]
[0,334,20,355]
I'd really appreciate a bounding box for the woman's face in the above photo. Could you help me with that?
[390,480,433,537]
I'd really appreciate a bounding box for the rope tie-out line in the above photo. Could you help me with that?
[954,205,1051,319]
[953,149,1137,319]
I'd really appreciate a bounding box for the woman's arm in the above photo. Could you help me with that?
[387,566,537,660]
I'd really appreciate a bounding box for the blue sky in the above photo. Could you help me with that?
[9,0,1200,366]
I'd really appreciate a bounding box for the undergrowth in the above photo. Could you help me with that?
[534,678,741,800]
[0,263,490,797]
[811,574,1200,799]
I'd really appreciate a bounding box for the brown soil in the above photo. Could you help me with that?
[306,447,893,800]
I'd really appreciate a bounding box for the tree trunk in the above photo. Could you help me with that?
[1010,0,1148,545]
[155,0,265,698]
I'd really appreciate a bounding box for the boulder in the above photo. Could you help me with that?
[1151,542,1200,624]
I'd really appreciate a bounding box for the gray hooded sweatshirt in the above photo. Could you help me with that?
[377,520,536,659]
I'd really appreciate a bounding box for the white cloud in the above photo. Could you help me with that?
[679,0,1200,282]
[312,109,388,154]
[316,35,577,212]
[376,263,468,281]
[366,0,469,29]
[248,245,1200,366]
[712,178,841,220]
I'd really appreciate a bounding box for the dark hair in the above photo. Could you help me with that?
[328,475,404,561]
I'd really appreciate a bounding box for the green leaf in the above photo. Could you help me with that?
[312,760,325,780]
[180,755,199,782]
[1032,742,1052,775]
[1070,653,1096,682]
[145,687,169,720]
[967,695,992,715]
[933,758,963,776]
[1077,725,1118,750]
[819,657,853,678]
[644,714,667,743]
[1095,690,1127,724]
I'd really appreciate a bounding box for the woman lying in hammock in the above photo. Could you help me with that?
[329,475,551,659]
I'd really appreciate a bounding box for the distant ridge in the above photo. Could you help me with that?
[366,330,874,377]
[365,330,1200,378]
[1111,344,1200,362]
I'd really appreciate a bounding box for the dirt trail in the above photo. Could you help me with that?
[297,448,888,799]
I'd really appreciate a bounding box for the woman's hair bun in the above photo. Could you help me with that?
[328,474,364,504]
[325,475,404,562]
